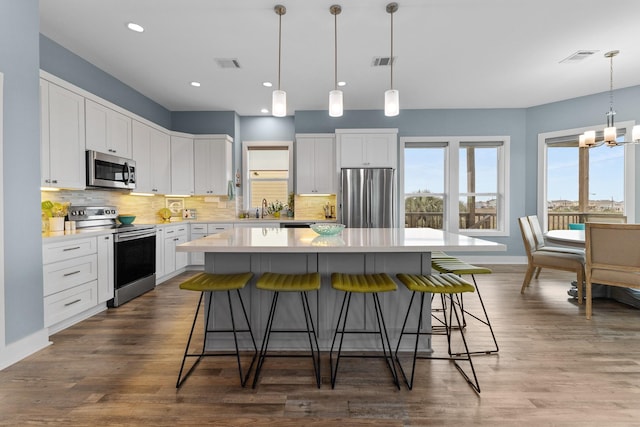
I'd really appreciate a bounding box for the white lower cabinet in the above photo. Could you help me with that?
[162,225,189,277]
[96,234,114,304]
[42,236,110,333]
[155,227,165,278]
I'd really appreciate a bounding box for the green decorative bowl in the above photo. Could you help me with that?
[117,215,136,225]
[310,223,345,236]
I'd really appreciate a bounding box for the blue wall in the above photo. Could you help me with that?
[171,111,236,136]
[0,0,44,343]
[40,35,172,129]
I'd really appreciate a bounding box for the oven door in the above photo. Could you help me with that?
[86,150,136,190]
[114,231,156,290]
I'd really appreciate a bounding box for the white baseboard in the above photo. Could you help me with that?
[0,329,50,371]
[47,304,107,336]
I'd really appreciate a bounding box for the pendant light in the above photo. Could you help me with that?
[384,2,399,117]
[272,5,287,117]
[329,5,343,117]
[579,50,640,148]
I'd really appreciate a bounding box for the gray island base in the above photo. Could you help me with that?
[177,227,505,352]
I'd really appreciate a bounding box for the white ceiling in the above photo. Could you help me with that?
[39,0,640,116]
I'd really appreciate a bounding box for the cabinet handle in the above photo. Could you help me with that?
[45,179,51,183]
[52,179,58,184]
[63,246,81,251]
[104,236,110,240]
[63,270,81,277]
[64,299,81,307]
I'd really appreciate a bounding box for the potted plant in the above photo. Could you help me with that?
[267,200,285,218]
[287,192,295,217]
[42,200,70,232]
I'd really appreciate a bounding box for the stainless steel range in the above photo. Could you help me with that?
[68,206,156,307]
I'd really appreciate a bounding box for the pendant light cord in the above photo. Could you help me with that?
[608,53,614,126]
[334,11,338,91]
[390,7,394,90]
[278,12,282,91]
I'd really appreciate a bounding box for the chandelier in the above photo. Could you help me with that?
[579,50,640,148]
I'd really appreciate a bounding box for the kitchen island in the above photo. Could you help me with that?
[177,227,505,351]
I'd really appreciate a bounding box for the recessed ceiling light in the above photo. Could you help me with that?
[338,81,347,87]
[190,81,201,87]
[126,22,144,33]
[262,82,273,88]
[261,108,269,114]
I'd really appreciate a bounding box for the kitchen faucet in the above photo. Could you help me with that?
[261,199,268,219]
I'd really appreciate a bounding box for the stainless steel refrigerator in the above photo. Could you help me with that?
[340,168,395,228]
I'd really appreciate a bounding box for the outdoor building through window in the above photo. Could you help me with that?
[243,142,292,211]
[539,124,635,231]
[401,136,510,236]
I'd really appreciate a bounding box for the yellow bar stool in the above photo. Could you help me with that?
[395,273,481,393]
[252,272,321,389]
[431,258,499,355]
[330,273,400,389]
[176,272,257,388]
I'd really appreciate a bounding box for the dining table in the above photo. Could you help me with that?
[544,229,585,248]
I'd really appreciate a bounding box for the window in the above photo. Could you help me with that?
[242,141,293,210]
[538,122,636,230]
[401,136,510,236]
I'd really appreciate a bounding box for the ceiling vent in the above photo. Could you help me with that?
[215,58,241,69]
[560,50,598,63]
[372,56,396,67]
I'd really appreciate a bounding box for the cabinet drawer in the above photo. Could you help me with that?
[43,254,98,296]
[165,225,188,237]
[190,224,208,233]
[44,280,98,328]
[43,237,97,264]
[207,223,232,233]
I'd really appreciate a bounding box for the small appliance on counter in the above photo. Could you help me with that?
[69,206,156,307]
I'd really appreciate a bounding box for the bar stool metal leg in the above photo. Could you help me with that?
[329,272,400,390]
[252,278,321,389]
[177,288,257,388]
[394,273,481,393]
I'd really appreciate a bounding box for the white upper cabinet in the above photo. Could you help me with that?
[170,135,195,195]
[132,120,171,194]
[40,79,86,189]
[194,136,233,195]
[337,130,398,168]
[85,99,132,159]
[295,134,336,194]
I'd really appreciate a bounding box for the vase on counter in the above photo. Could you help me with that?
[273,211,281,218]
[49,217,64,232]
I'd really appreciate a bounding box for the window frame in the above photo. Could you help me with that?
[400,136,510,237]
[537,121,636,231]
[242,140,293,210]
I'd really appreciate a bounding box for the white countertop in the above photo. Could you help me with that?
[176,227,506,254]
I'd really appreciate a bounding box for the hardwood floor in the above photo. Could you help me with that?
[2,266,640,426]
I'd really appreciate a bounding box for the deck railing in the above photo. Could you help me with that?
[405,212,497,229]
[405,212,626,230]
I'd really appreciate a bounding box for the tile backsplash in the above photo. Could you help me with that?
[41,190,338,223]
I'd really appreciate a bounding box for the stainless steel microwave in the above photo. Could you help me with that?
[86,150,136,190]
